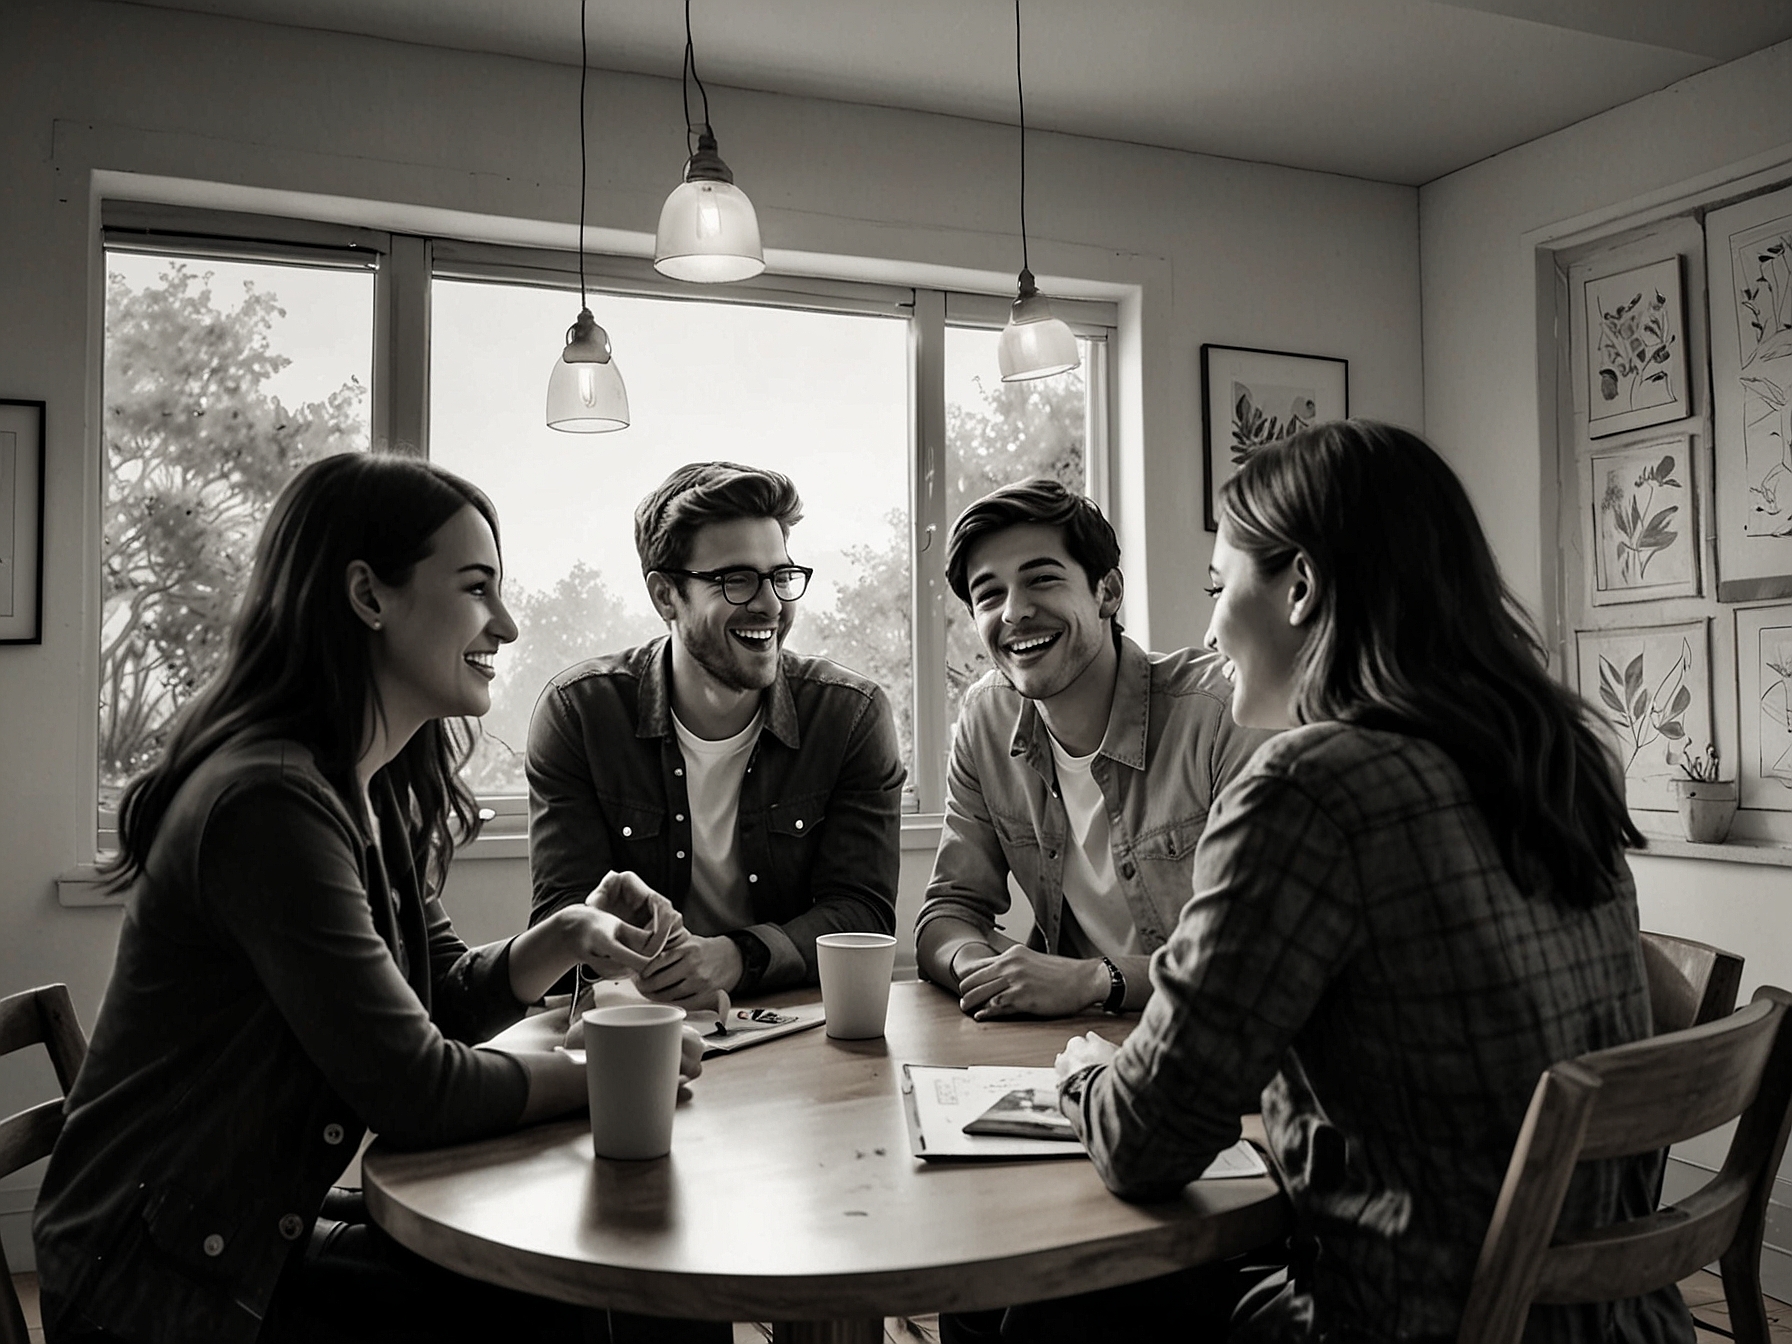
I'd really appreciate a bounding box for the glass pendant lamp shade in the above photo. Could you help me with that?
[997,270,1081,382]
[654,133,765,283]
[547,308,629,432]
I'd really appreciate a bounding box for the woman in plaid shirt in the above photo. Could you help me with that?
[1057,421,1693,1344]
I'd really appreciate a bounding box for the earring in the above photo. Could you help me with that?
[372,619,382,631]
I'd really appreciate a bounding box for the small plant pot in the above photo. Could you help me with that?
[1674,778,1739,844]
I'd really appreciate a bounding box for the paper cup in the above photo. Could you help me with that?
[583,1004,686,1160]
[816,932,898,1039]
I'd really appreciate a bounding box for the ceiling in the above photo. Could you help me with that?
[120,0,1792,184]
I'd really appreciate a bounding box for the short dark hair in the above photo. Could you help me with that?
[945,478,1121,605]
[634,462,805,576]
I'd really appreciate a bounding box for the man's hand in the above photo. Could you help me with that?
[637,930,744,1007]
[956,946,1109,1021]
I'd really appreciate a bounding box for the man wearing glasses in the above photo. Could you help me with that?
[527,462,904,1010]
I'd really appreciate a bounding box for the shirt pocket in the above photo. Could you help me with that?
[140,1182,261,1283]
[1127,815,1206,940]
[768,796,826,841]
[987,806,1048,900]
[608,802,665,866]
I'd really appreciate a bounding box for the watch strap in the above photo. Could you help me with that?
[725,928,772,995]
[1099,956,1127,1014]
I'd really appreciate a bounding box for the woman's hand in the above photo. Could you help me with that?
[506,870,683,1006]
[1055,1029,1119,1081]
[676,1024,705,1102]
[568,871,683,980]
[511,1024,707,1124]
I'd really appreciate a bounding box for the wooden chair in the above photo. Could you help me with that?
[0,984,88,1344]
[1459,985,1792,1344]
[1641,930,1745,1035]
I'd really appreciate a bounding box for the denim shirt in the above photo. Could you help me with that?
[34,737,530,1344]
[917,638,1271,969]
[526,637,904,990]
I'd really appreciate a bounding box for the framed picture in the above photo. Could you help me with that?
[1587,435,1700,605]
[1574,619,1710,811]
[1735,604,1792,811]
[1200,345,1348,531]
[0,399,45,645]
[1581,257,1688,439]
[1707,183,1792,601]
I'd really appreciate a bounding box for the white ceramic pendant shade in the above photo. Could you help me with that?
[997,271,1080,382]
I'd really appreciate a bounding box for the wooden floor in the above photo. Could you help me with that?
[7,1270,1785,1342]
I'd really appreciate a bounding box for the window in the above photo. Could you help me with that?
[428,278,910,795]
[95,207,1112,833]
[99,238,375,808]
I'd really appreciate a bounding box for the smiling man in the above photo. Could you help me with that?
[526,462,903,1012]
[915,478,1272,1022]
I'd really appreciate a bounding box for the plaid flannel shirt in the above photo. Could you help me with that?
[1071,722,1694,1344]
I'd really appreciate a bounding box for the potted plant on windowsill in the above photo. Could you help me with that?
[1674,744,1738,844]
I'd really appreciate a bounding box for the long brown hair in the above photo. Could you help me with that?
[106,453,498,892]
[1219,419,1642,902]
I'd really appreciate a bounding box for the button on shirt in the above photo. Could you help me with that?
[672,708,763,937]
[1046,732,1140,961]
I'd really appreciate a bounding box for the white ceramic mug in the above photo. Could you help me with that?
[583,1004,686,1159]
[815,932,898,1039]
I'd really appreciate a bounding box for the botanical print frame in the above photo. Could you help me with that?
[1735,604,1792,811]
[1708,183,1792,601]
[1581,256,1688,439]
[0,399,45,645]
[1574,620,1710,812]
[1586,435,1700,605]
[1201,344,1348,531]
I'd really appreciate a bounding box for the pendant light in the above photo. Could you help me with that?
[547,0,629,432]
[996,0,1080,383]
[653,0,765,283]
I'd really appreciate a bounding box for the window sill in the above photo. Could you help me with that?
[1634,831,1792,869]
[451,814,946,862]
[57,865,123,907]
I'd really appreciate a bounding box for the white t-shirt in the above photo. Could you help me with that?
[1047,733,1143,961]
[671,709,763,937]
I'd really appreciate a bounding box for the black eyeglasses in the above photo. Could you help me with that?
[662,565,814,606]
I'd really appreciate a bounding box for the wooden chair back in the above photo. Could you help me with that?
[1641,930,1745,1035]
[0,984,88,1344]
[1459,985,1792,1344]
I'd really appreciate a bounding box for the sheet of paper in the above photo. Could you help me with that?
[902,1064,1269,1179]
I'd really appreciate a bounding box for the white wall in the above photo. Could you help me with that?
[0,0,1422,1267]
[1420,36,1792,1297]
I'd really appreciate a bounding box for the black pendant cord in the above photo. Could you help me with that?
[1015,0,1029,276]
[682,0,714,153]
[578,0,589,308]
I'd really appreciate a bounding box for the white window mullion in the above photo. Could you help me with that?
[910,288,949,816]
[373,234,433,457]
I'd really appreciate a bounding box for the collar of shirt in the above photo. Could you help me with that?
[631,635,803,751]
[1007,633,1152,783]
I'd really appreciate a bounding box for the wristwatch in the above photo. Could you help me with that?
[1099,956,1127,1014]
[725,929,772,995]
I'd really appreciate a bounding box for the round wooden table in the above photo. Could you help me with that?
[363,980,1289,1344]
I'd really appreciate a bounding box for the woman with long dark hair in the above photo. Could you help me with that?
[35,453,694,1343]
[1056,422,1692,1342]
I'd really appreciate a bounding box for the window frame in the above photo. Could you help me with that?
[92,205,1117,850]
